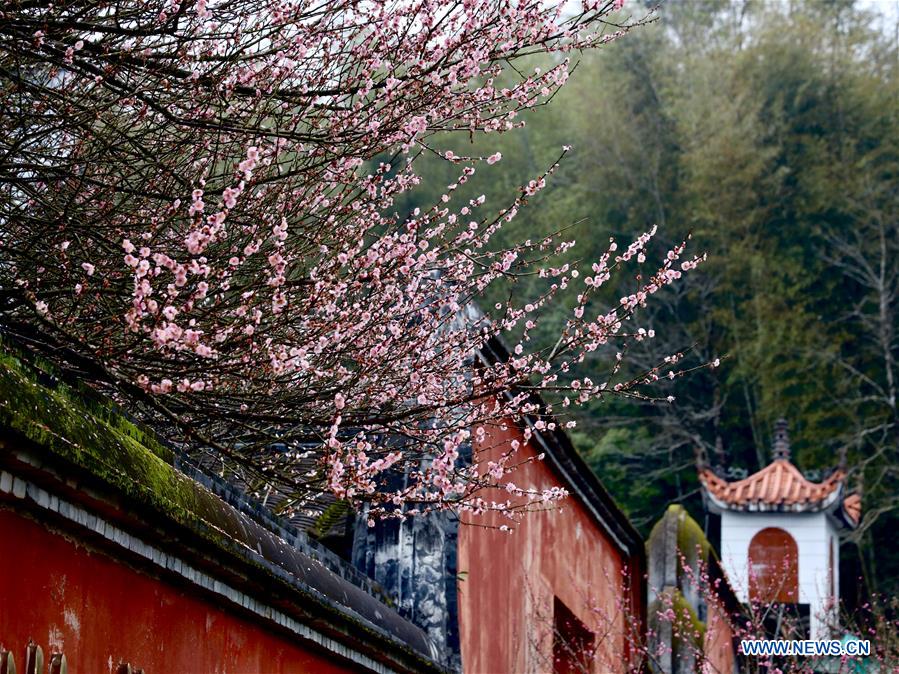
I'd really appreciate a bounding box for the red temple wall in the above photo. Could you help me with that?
[0,508,356,673]
[703,594,736,674]
[457,421,641,674]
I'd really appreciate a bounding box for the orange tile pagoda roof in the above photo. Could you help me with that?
[843,493,861,525]
[700,420,861,526]
[699,459,844,509]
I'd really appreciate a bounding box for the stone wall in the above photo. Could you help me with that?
[646,505,740,674]
[351,471,463,672]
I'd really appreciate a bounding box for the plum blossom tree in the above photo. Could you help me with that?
[0,0,701,519]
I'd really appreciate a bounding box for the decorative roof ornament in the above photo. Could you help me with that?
[843,493,862,525]
[696,418,861,528]
[772,418,791,461]
[699,460,844,510]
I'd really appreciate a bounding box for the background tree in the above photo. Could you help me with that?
[412,0,899,590]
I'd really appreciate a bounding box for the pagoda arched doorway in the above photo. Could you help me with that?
[748,527,799,603]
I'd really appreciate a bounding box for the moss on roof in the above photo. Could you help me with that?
[672,504,713,567]
[0,344,209,520]
[647,504,714,568]
[0,341,445,672]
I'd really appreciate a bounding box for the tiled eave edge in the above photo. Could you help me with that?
[701,485,855,528]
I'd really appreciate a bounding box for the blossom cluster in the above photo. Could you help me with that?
[0,0,694,518]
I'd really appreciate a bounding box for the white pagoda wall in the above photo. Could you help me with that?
[718,510,840,640]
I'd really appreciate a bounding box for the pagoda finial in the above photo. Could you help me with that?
[772,418,791,461]
[713,435,726,473]
[695,443,709,469]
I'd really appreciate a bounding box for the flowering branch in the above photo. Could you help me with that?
[0,0,699,517]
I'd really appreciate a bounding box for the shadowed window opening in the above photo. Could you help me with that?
[552,596,594,674]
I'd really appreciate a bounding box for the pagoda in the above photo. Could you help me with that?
[698,419,861,640]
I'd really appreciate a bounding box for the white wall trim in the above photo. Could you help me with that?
[718,510,839,640]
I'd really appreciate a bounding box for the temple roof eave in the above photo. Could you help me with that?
[697,419,861,529]
[701,479,844,515]
[699,462,860,529]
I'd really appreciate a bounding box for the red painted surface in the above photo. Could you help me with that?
[748,527,799,604]
[0,508,356,674]
[703,595,736,674]
[458,421,642,674]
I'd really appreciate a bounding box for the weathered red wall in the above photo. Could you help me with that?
[0,508,355,673]
[703,595,736,674]
[458,422,641,674]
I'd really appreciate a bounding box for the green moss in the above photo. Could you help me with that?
[0,343,445,671]
[648,587,707,649]
[309,500,350,539]
[646,504,715,569]
[670,504,712,567]
[0,347,172,458]
[0,343,216,535]
[671,587,707,645]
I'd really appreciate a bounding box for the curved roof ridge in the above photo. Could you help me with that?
[843,492,862,525]
[699,458,846,511]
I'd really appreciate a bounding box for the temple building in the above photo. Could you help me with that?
[698,420,861,640]
[0,335,645,673]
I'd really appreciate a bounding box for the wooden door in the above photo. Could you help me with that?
[748,527,799,603]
